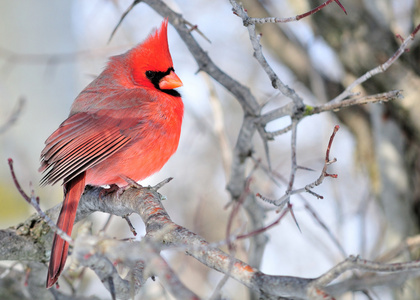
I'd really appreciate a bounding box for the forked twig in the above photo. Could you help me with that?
[258,125,339,207]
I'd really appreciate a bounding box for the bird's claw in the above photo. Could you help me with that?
[99,184,125,200]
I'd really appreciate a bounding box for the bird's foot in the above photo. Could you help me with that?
[99,184,124,199]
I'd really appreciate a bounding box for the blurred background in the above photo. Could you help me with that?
[0,0,419,299]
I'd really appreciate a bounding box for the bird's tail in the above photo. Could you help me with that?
[46,172,85,288]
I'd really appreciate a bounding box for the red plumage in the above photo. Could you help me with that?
[40,19,183,288]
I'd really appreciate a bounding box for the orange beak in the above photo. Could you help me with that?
[159,70,183,90]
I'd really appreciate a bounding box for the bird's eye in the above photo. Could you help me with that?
[145,71,155,79]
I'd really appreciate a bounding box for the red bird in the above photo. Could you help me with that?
[40,19,183,288]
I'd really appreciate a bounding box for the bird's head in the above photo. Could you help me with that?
[128,19,183,96]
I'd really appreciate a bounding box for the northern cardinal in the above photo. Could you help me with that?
[40,19,183,288]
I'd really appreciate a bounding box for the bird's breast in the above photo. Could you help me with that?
[85,95,183,187]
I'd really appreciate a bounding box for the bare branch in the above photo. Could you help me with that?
[4,178,420,298]
[73,222,200,300]
[244,0,346,24]
[313,255,420,289]
[230,0,304,108]
[75,185,313,299]
[307,90,403,115]
[258,125,339,207]
[143,0,259,116]
[331,24,420,104]
[257,23,419,128]
[236,204,291,240]
[375,235,420,263]
[3,1,418,299]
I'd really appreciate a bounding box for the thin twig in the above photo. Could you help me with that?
[311,125,339,186]
[7,158,73,244]
[108,0,143,43]
[183,20,212,44]
[258,22,420,126]
[287,119,299,195]
[244,0,346,24]
[262,119,300,208]
[302,199,347,258]
[230,0,304,108]
[152,177,173,191]
[235,205,291,240]
[264,124,293,139]
[313,255,420,289]
[331,24,420,104]
[259,125,339,206]
[309,90,404,115]
[99,215,114,234]
[122,215,137,236]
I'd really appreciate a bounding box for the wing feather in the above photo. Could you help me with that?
[40,112,132,185]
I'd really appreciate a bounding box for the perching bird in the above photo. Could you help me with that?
[40,19,183,288]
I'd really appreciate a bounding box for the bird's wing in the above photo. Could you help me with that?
[39,111,138,185]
